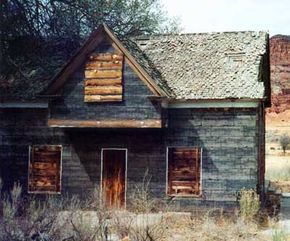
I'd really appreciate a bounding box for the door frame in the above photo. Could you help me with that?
[100,148,128,208]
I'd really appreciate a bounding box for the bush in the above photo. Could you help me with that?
[0,181,65,241]
[0,180,109,241]
[238,188,260,223]
[129,169,158,213]
[280,134,290,155]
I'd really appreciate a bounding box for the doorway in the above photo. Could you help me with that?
[101,149,127,208]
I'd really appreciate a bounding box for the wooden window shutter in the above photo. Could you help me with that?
[28,145,62,193]
[167,147,201,196]
[84,53,124,102]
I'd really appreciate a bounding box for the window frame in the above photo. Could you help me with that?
[166,146,202,197]
[28,145,62,194]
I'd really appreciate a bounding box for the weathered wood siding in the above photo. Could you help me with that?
[0,109,164,198]
[0,106,262,207]
[166,108,261,205]
[49,37,162,121]
[84,52,124,102]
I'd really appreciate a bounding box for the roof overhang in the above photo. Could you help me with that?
[162,99,261,108]
[42,23,168,97]
[0,101,48,108]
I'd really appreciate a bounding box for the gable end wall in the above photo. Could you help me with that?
[49,39,162,121]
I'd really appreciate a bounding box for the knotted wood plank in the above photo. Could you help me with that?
[85,78,122,86]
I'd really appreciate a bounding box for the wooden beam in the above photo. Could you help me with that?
[85,78,122,86]
[0,102,48,108]
[48,119,162,128]
[89,53,123,61]
[84,94,122,102]
[85,70,122,79]
[85,62,122,70]
[85,86,122,95]
[165,100,260,109]
[44,26,106,94]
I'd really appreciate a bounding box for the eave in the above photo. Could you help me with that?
[43,23,168,98]
[48,118,162,128]
[162,99,262,108]
[0,101,48,108]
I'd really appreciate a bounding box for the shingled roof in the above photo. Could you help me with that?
[1,26,269,101]
[132,31,268,100]
[116,35,173,97]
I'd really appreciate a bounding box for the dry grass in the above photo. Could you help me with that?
[266,111,290,183]
[238,189,260,223]
[160,211,269,241]
[266,151,290,182]
[1,179,290,241]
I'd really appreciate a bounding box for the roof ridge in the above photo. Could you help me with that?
[133,30,268,40]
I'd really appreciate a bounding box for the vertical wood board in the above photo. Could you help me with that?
[102,149,126,208]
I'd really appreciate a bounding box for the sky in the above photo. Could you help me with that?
[161,0,290,36]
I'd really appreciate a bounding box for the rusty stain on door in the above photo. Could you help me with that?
[102,149,126,208]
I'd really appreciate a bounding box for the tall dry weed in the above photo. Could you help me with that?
[239,188,260,223]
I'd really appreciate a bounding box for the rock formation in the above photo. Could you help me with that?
[268,35,290,113]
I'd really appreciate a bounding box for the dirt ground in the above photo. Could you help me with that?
[266,111,290,191]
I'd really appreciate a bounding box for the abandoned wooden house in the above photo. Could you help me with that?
[0,24,270,208]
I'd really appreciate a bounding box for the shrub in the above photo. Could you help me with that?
[280,133,290,155]
[0,181,114,241]
[239,188,260,223]
[129,169,158,213]
[0,181,65,241]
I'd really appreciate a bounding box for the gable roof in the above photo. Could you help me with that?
[44,23,172,97]
[1,25,269,102]
[133,31,269,100]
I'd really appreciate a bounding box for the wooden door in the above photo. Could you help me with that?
[102,149,126,208]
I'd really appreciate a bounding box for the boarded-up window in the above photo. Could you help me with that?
[167,147,201,196]
[84,53,123,102]
[28,145,61,193]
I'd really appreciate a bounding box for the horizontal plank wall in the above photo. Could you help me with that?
[49,37,162,122]
[84,53,124,102]
[0,106,261,207]
[0,109,165,199]
[166,107,260,205]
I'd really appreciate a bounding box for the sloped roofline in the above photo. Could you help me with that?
[43,23,168,97]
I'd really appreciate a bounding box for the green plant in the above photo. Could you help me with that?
[280,133,290,155]
[239,188,260,223]
[272,227,288,241]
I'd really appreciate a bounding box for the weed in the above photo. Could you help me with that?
[129,169,158,213]
[272,227,288,241]
[239,188,260,223]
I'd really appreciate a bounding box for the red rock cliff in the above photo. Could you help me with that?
[268,35,290,113]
